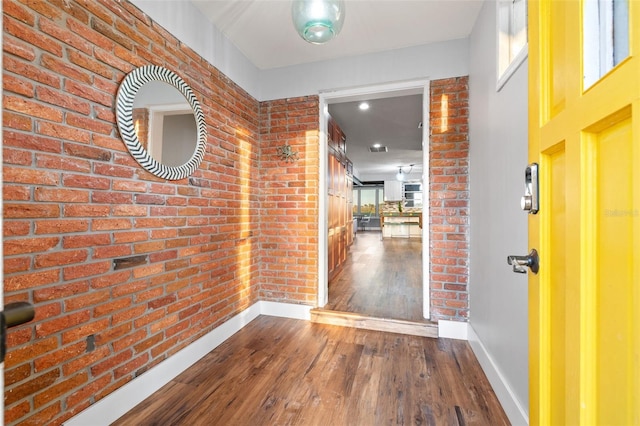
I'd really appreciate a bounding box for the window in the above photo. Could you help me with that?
[353,186,383,216]
[497,0,528,90]
[404,183,423,208]
[583,0,629,89]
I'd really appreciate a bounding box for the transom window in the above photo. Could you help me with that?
[583,0,629,89]
[497,0,528,90]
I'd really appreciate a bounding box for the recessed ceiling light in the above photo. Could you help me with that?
[373,143,381,148]
[358,102,369,111]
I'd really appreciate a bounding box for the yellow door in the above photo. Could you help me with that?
[529,1,640,424]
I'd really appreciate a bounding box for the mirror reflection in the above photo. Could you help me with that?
[132,81,197,168]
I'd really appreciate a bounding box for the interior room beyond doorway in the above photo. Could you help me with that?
[320,80,430,322]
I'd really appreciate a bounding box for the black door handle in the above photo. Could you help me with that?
[507,249,540,274]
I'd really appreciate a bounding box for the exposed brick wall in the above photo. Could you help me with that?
[2,0,467,423]
[429,77,470,321]
[2,0,272,424]
[259,97,320,304]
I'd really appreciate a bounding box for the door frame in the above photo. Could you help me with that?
[317,79,431,319]
[1,24,5,426]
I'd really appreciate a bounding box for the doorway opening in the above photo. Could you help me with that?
[318,80,430,321]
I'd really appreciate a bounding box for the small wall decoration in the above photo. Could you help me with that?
[276,144,299,162]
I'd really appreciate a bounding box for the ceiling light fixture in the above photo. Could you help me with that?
[291,0,345,45]
[396,164,414,181]
[359,102,370,111]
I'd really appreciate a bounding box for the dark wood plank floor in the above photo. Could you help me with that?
[327,231,426,322]
[114,316,509,426]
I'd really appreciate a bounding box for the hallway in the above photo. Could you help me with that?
[113,315,510,425]
[325,231,427,323]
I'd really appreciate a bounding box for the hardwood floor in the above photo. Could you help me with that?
[113,316,510,425]
[326,231,426,322]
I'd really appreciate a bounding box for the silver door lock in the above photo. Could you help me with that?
[521,163,539,214]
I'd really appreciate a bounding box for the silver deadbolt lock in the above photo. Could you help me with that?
[520,163,539,214]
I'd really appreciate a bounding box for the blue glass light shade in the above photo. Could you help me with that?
[291,0,345,44]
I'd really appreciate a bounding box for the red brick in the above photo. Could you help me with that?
[112,204,147,216]
[67,48,113,78]
[149,314,179,334]
[3,148,32,167]
[37,121,91,143]
[34,281,90,303]
[34,219,89,235]
[3,0,36,25]
[34,187,90,203]
[36,310,91,338]
[89,271,131,290]
[8,357,34,389]
[90,349,133,378]
[63,261,112,280]
[92,191,133,204]
[91,218,132,231]
[65,374,111,410]
[63,346,110,377]
[133,310,164,330]
[64,79,113,107]
[63,204,110,217]
[5,95,64,124]
[3,167,59,185]
[3,55,61,89]
[94,297,132,318]
[112,230,148,243]
[3,35,36,61]
[4,369,60,406]
[92,244,131,259]
[62,143,110,162]
[64,290,110,312]
[3,75,35,99]
[62,233,111,249]
[36,88,93,117]
[4,400,31,425]
[4,236,60,256]
[34,341,86,372]
[5,336,58,368]
[95,323,132,347]
[112,329,147,353]
[4,202,60,219]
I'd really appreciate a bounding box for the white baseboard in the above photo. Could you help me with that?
[64,301,309,426]
[259,300,312,320]
[467,324,529,426]
[437,319,469,340]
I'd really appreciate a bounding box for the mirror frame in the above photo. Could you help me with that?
[116,65,207,180]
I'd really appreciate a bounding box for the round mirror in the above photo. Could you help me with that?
[116,65,206,180]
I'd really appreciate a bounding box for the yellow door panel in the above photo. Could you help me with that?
[529,1,640,424]
[591,116,636,425]
[545,147,572,426]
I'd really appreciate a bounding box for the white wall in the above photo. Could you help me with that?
[468,0,529,421]
[131,1,469,101]
[259,39,468,100]
[131,0,261,97]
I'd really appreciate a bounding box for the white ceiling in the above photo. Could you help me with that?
[191,0,482,70]
[329,94,424,182]
[191,0,482,181]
